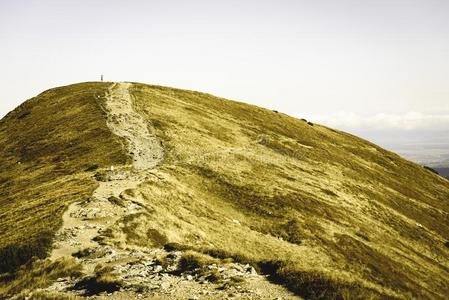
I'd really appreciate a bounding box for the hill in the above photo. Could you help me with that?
[0,82,448,299]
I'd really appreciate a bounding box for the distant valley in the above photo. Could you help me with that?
[347,129,449,179]
[433,167,449,179]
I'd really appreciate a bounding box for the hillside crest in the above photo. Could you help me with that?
[0,82,448,299]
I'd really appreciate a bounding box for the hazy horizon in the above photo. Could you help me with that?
[1,0,448,165]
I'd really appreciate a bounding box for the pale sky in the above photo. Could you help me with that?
[1,0,449,140]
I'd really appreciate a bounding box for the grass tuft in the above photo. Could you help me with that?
[73,264,122,296]
[0,231,53,273]
[0,258,82,298]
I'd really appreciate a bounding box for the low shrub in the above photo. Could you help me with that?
[146,228,168,247]
[73,264,122,296]
[107,196,126,207]
[204,268,222,283]
[0,258,82,298]
[84,164,99,172]
[199,248,248,265]
[0,231,53,273]
[72,248,108,260]
[321,188,338,197]
[72,248,92,259]
[163,242,190,252]
[177,251,217,273]
[277,219,304,245]
[93,171,108,182]
[259,260,381,300]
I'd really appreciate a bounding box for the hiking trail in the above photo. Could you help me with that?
[51,82,163,263]
[45,83,298,300]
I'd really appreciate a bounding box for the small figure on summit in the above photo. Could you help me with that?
[101,74,104,82]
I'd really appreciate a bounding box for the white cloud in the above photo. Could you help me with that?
[308,111,449,131]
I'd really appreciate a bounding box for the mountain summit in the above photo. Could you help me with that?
[0,82,448,299]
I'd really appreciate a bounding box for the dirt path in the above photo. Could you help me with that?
[51,83,163,262]
[47,83,299,300]
[104,82,164,170]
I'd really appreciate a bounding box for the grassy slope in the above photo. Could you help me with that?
[125,83,449,299]
[0,82,447,299]
[0,82,128,273]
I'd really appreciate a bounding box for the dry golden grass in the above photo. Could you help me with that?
[0,82,128,273]
[123,82,448,299]
[0,82,448,299]
[0,257,82,298]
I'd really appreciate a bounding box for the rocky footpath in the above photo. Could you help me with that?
[40,246,295,299]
